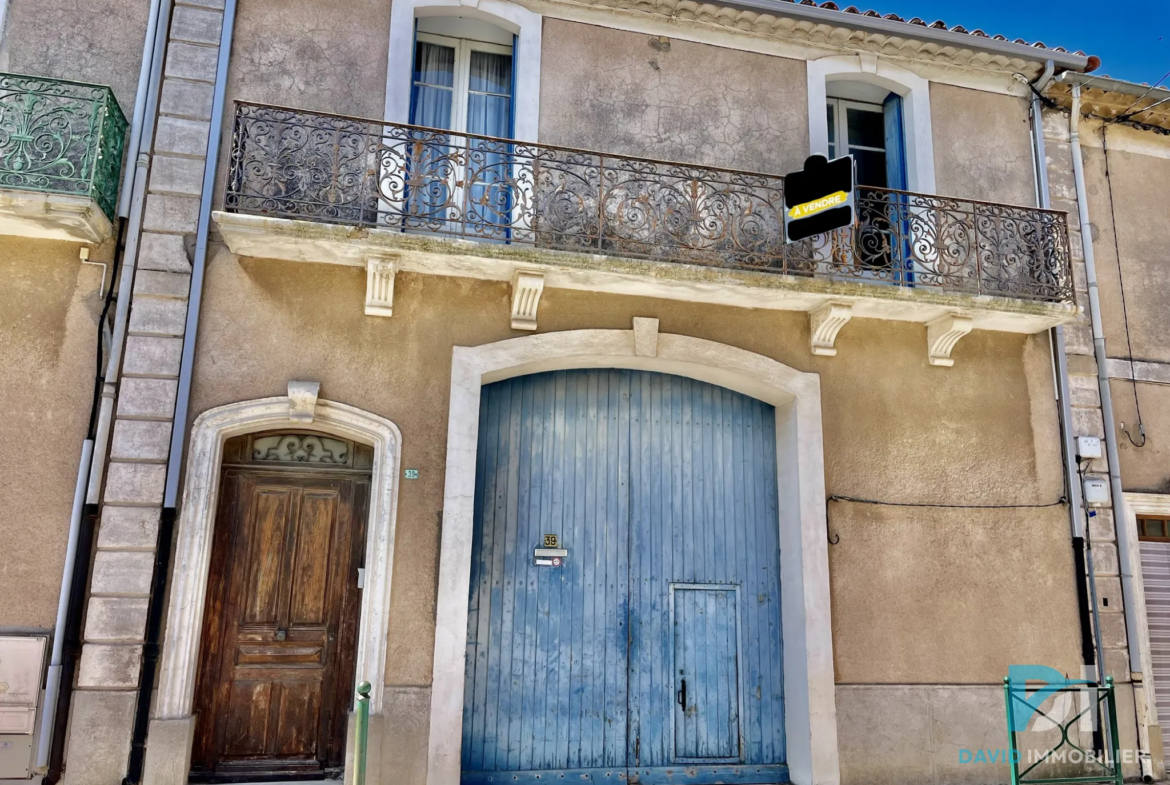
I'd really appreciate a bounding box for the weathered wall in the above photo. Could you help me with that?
[186,247,1080,783]
[226,0,391,119]
[1112,379,1170,494]
[0,239,105,628]
[930,83,1035,206]
[1,0,152,113]
[1081,137,1170,365]
[1073,129,1170,494]
[538,19,808,174]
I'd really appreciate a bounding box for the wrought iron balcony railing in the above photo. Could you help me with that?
[0,73,128,223]
[225,102,1073,304]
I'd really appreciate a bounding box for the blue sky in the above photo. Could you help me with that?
[866,0,1169,85]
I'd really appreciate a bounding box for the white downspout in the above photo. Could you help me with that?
[1065,78,1154,781]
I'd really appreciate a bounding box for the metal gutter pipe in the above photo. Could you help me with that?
[163,0,237,509]
[123,2,238,781]
[118,0,164,219]
[87,0,174,506]
[1028,61,1106,686]
[35,440,92,771]
[1066,81,1144,676]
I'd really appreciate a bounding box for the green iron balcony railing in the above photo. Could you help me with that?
[224,101,1074,304]
[0,73,128,223]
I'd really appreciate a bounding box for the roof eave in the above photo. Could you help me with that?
[716,0,1092,71]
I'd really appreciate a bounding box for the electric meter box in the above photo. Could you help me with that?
[0,635,48,779]
[1083,477,1111,506]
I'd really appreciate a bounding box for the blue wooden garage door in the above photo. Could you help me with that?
[463,370,785,785]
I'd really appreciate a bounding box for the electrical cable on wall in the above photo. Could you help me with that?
[1101,123,1147,448]
[824,495,1067,545]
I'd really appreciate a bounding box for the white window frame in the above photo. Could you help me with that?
[412,32,514,136]
[826,98,887,186]
[807,54,935,194]
[385,0,541,143]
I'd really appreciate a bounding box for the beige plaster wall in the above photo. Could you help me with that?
[189,247,1079,687]
[930,83,1036,207]
[1,0,152,113]
[225,0,391,120]
[1111,379,1170,494]
[0,239,106,628]
[538,19,808,175]
[1081,141,1170,365]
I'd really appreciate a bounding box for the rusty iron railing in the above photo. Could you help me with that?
[224,101,1074,304]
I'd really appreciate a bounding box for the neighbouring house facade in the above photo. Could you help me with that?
[0,1,1167,784]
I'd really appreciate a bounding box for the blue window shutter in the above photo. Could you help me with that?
[883,93,907,191]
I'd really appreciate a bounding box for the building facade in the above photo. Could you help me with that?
[0,0,1166,784]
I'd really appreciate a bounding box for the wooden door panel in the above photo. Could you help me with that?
[240,488,293,624]
[224,681,272,757]
[289,491,338,625]
[192,466,369,780]
[272,681,323,756]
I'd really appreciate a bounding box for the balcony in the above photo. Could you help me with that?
[213,102,1076,357]
[0,73,128,244]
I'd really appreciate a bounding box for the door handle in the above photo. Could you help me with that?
[275,628,287,641]
[677,679,686,709]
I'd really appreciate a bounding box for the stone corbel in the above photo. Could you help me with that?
[365,255,397,317]
[288,381,321,422]
[808,302,852,357]
[633,317,660,357]
[511,270,545,331]
[926,314,974,367]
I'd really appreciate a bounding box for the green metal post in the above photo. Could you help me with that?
[355,681,371,785]
[1104,677,1122,785]
[1005,677,1021,785]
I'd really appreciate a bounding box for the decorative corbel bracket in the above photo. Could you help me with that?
[633,317,660,357]
[511,270,545,331]
[288,381,321,423]
[809,302,852,357]
[926,314,974,367]
[365,255,397,317]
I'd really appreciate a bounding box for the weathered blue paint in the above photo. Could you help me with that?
[463,371,785,785]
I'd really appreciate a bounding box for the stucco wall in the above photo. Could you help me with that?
[226,0,391,119]
[1,0,151,113]
[1112,379,1170,494]
[538,19,808,175]
[1081,140,1170,365]
[189,247,1078,678]
[930,83,1035,206]
[0,239,105,628]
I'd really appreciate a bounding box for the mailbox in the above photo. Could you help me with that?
[0,635,48,779]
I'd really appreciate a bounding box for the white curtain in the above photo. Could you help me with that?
[410,41,454,129]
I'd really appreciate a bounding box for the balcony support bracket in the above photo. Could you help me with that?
[511,270,545,331]
[927,314,974,367]
[365,255,398,317]
[809,302,853,357]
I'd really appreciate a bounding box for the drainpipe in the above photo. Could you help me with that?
[37,0,172,776]
[1025,61,1105,680]
[1063,78,1153,779]
[122,2,238,781]
[35,441,92,772]
[86,0,174,507]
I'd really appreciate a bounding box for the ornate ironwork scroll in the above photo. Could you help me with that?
[250,433,351,465]
[226,102,1073,304]
[0,73,128,221]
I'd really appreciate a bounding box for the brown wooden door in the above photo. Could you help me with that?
[191,461,369,781]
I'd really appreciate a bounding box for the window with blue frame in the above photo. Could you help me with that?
[406,25,515,237]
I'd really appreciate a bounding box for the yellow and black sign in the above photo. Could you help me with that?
[784,155,855,243]
[787,190,849,220]
[543,533,559,548]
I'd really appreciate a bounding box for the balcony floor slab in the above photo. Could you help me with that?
[212,211,1079,335]
[0,189,114,244]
